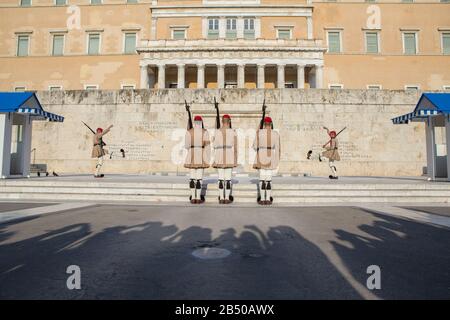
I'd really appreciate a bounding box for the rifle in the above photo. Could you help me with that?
[83,121,106,146]
[323,127,347,148]
[214,97,220,129]
[185,100,193,130]
[259,99,267,129]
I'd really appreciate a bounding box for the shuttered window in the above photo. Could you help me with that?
[208,18,219,39]
[17,35,29,56]
[88,33,100,55]
[366,32,379,53]
[172,29,186,40]
[442,33,450,55]
[277,29,292,40]
[124,33,136,54]
[403,33,417,55]
[52,35,64,56]
[328,31,341,53]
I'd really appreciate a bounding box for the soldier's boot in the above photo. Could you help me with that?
[258,181,266,205]
[189,179,196,204]
[224,180,232,204]
[196,180,205,204]
[218,180,225,204]
[94,164,104,178]
[266,181,273,205]
[329,164,338,179]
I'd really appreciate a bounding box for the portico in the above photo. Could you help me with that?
[137,39,326,89]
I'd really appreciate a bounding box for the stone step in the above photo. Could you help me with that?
[1,182,450,203]
[1,186,450,197]
[1,192,449,203]
[1,180,450,190]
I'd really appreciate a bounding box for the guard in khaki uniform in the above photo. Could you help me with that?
[184,109,211,204]
[253,115,281,206]
[307,126,341,179]
[212,100,238,204]
[91,125,113,178]
[321,127,341,179]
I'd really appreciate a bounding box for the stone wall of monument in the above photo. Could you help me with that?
[32,89,428,176]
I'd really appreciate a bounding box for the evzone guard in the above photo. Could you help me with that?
[212,98,238,204]
[307,126,345,180]
[83,121,113,178]
[253,102,281,206]
[184,101,211,204]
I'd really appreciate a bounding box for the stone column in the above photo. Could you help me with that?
[446,116,450,181]
[257,64,265,89]
[217,64,225,89]
[237,17,244,39]
[197,64,205,89]
[307,16,313,40]
[237,64,245,88]
[20,115,32,177]
[177,64,185,89]
[157,64,166,89]
[315,65,324,89]
[219,17,226,39]
[425,117,437,181]
[277,64,286,89]
[140,65,149,89]
[0,113,12,178]
[297,64,305,89]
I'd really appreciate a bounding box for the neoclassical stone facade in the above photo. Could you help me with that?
[138,39,326,89]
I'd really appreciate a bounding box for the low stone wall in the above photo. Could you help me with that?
[32,89,427,176]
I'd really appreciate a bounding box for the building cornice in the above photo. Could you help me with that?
[137,39,326,53]
[150,5,314,17]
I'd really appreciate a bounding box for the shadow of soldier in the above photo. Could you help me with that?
[331,209,450,300]
[0,217,363,299]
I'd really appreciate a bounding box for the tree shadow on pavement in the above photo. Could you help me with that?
[0,219,363,299]
[331,209,450,300]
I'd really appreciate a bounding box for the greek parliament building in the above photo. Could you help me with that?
[0,0,450,91]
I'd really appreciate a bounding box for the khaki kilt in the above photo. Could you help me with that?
[92,145,107,158]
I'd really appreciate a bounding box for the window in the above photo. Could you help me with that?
[20,0,31,6]
[226,18,237,39]
[55,0,66,5]
[124,33,136,54]
[52,34,64,56]
[87,33,100,55]
[329,84,344,89]
[17,35,29,57]
[244,18,255,39]
[367,85,382,90]
[127,0,138,3]
[277,28,292,40]
[442,33,450,55]
[84,85,99,90]
[403,32,417,55]
[365,32,379,54]
[49,85,63,91]
[172,29,186,40]
[14,87,26,92]
[208,18,219,39]
[121,85,135,90]
[405,85,420,90]
[327,31,341,53]
[90,0,102,4]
